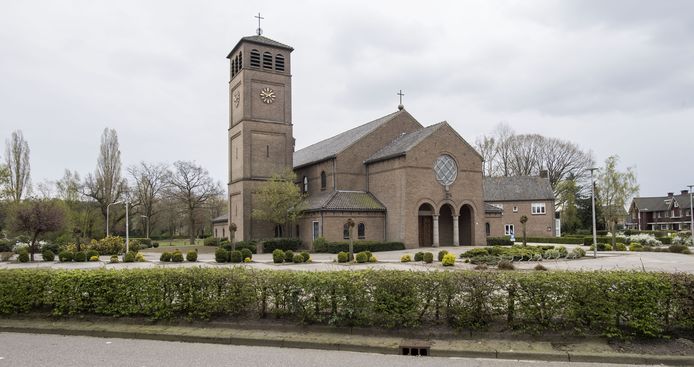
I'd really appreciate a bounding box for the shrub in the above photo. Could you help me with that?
[300,251,310,263]
[109,255,119,263]
[355,252,368,263]
[90,236,125,255]
[204,237,220,246]
[17,249,30,263]
[534,263,548,271]
[186,250,198,262]
[522,237,584,245]
[460,248,489,258]
[543,249,561,259]
[313,240,405,253]
[123,252,136,263]
[244,257,252,263]
[273,249,285,264]
[336,251,349,263]
[89,256,100,262]
[312,237,328,252]
[229,250,243,263]
[423,252,434,264]
[669,244,689,254]
[284,250,295,263]
[73,252,87,262]
[629,242,644,252]
[486,237,514,246]
[414,252,424,262]
[240,248,253,261]
[263,238,301,253]
[86,250,99,260]
[41,243,61,254]
[41,250,55,262]
[566,247,586,259]
[614,243,627,251]
[171,251,184,263]
[0,239,13,252]
[497,259,515,270]
[215,248,229,263]
[223,241,257,254]
[129,240,141,253]
[658,237,673,245]
[292,254,304,263]
[583,236,629,246]
[474,263,488,270]
[400,254,412,263]
[58,251,74,262]
[135,253,146,262]
[152,242,159,248]
[442,253,456,266]
[160,252,172,262]
[438,250,449,262]
[627,234,662,247]
[369,255,377,262]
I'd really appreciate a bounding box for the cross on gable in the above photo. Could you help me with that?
[255,12,264,35]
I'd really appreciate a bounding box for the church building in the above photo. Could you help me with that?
[224,32,555,249]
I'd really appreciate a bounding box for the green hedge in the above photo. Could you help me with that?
[0,268,692,338]
[313,240,405,253]
[583,236,628,246]
[517,237,584,245]
[262,238,301,252]
[486,237,513,246]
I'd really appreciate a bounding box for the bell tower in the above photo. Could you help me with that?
[226,32,294,241]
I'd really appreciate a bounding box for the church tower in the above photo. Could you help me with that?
[226,32,294,241]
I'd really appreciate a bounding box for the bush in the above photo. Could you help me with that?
[152,242,159,248]
[263,238,301,253]
[215,248,229,263]
[669,244,689,254]
[86,250,99,260]
[534,263,548,271]
[313,240,405,253]
[160,252,172,262]
[474,263,488,270]
[129,240,141,253]
[566,247,586,259]
[135,253,146,262]
[583,236,628,246]
[312,237,327,251]
[369,255,377,262]
[543,249,561,259]
[109,255,119,263]
[41,250,55,262]
[355,252,368,263]
[423,252,434,264]
[284,250,295,263]
[123,252,136,263]
[292,254,304,263]
[240,248,253,261]
[400,254,412,263]
[336,251,349,263]
[497,259,515,270]
[17,249,29,263]
[627,234,662,247]
[614,243,627,251]
[171,251,184,263]
[300,251,310,263]
[0,239,12,252]
[460,248,489,258]
[40,243,61,255]
[438,250,449,262]
[74,252,87,262]
[186,250,198,262]
[658,237,673,245]
[414,252,424,262]
[273,249,285,264]
[58,251,74,262]
[234,241,257,254]
[229,250,243,263]
[89,256,99,262]
[90,236,125,255]
[442,253,456,266]
[244,257,252,263]
[522,237,584,245]
[204,237,220,246]
[486,237,514,246]
[629,242,644,252]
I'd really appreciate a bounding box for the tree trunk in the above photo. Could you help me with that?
[189,214,196,245]
[611,220,617,247]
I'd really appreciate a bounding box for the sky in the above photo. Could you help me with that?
[1,0,693,197]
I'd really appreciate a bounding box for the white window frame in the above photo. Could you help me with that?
[513,206,518,213]
[504,224,515,236]
[312,221,320,241]
[531,203,546,215]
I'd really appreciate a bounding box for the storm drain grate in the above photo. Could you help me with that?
[400,345,430,356]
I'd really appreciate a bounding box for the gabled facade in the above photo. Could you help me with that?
[628,190,693,231]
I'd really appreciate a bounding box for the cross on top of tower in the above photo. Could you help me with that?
[255,12,264,35]
[397,89,405,110]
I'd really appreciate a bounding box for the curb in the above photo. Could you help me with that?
[1,320,694,366]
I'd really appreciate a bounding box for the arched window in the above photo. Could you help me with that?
[357,223,365,240]
[485,223,491,236]
[231,56,237,77]
[250,49,260,68]
[274,225,283,238]
[275,54,285,71]
[262,52,272,69]
[343,223,350,240]
[303,176,308,193]
[238,51,242,69]
[320,171,326,190]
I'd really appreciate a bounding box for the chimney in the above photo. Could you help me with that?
[539,170,548,179]
[682,190,689,195]
[668,192,674,197]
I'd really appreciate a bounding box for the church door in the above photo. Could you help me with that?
[418,216,433,247]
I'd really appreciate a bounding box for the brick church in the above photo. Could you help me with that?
[221,32,556,249]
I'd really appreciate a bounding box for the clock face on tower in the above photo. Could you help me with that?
[259,87,276,104]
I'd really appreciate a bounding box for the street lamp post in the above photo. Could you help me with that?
[125,200,130,253]
[106,201,123,237]
[688,185,694,235]
[587,167,599,259]
[141,215,150,239]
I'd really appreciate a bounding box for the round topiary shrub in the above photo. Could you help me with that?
[186,250,198,262]
[336,251,349,263]
[243,257,252,263]
[240,248,253,261]
[135,253,146,262]
[273,249,285,264]
[215,248,229,263]
[86,250,100,260]
[58,250,74,262]
[497,259,515,270]
[414,251,424,262]
[171,251,184,262]
[442,253,456,266]
[42,250,55,262]
[89,255,99,262]
[152,242,159,248]
[123,252,136,263]
[400,254,412,263]
[284,250,294,263]
[160,252,172,262]
[229,250,243,263]
[369,255,377,262]
[293,253,304,263]
[438,250,449,262]
[109,255,119,263]
[423,252,434,264]
[355,251,368,263]
[74,251,87,262]
[18,249,29,263]
[300,251,310,263]
[614,242,627,251]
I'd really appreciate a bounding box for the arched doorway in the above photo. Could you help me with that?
[459,205,474,246]
[418,203,434,247]
[439,204,455,246]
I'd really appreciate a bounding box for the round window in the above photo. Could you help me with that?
[434,155,458,186]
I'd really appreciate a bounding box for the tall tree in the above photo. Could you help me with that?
[9,200,66,261]
[474,135,497,177]
[166,161,222,244]
[251,169,306,237]
[84,128,128,230]
[556,175,581,234]
[128,162,170,237]
[4,130,32,202]
[56,169,82,202]
[597,155,639,246]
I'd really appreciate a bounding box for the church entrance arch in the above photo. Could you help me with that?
[439,204,455,246]
[418,203,434,247]
[459,204,474,246]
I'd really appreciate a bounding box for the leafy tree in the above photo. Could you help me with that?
[557,176,581,234]
[167,161,222,244]
[251,169,305,237]
[598,155,639,246]
[4,130,32,202]
[9,200,66,261]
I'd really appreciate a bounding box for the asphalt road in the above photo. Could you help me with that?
[0,333,656,367]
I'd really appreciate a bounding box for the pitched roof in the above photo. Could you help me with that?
[293,110,405,168]
[365,122,444,164]
[484,203,503,213]
[211,213,228,223]
[483,176,554,202]
[227,35,293,58]
[304,191,386,212]
[633,193,692,212]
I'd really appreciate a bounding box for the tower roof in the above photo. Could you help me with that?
[227,35,294,58]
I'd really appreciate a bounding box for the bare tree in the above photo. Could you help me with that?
[491,123,515,177]
[56,169,82,202]
[84,128,128,228]
[474,135,497,176]
[166,161,222,244]
[128,162,171,237]
[508,134,542,176]
[9,199,66,261]
[541,138,593,192]
[4,130,31,202]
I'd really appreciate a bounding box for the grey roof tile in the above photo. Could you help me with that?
[483,176,554,202]
[212,213,228,223]
[484,203,503,213]
[634,194,692,212]
[365,122,444,164]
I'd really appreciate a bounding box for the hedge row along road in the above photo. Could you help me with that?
[1,268,693,339]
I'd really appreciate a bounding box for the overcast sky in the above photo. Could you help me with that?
[1,0,693,197]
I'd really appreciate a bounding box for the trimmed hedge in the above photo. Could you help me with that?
[0,268,690,338]
[486,237,513,246]
[262,238,301,252]
[520,237,584,245]
[314,240,405,253]
[583,236,628,246]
